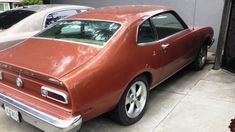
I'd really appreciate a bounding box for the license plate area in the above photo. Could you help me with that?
[4,105,21,123]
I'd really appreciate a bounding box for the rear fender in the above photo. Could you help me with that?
[202,27,214,48]
[191,27,214,49]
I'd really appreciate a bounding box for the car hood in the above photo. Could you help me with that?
[0,38,102,79]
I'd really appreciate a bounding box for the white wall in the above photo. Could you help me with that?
[52,0,224,52]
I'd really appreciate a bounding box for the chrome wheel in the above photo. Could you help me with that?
[190,44,208,71]
[199,46,207,67]
[110,76,149,125]
[125,81,147,118]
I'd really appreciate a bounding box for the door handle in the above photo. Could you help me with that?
[161,44,170,49]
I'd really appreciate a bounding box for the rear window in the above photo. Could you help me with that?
[36,20,121,46]
[0,10,35,30]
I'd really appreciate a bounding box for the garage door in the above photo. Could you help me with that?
[223,1,235,73]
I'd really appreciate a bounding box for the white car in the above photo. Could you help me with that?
[0,4,92,50]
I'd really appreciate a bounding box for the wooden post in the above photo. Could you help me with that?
[214,0,233,70]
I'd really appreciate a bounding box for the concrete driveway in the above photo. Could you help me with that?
[0,64,235,132]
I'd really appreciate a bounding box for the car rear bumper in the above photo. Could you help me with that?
[0,93,82,132]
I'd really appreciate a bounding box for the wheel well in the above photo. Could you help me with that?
[138,72,152,86]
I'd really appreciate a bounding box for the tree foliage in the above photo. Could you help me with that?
[22,0,43,5]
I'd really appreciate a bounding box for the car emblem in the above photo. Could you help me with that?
[16,77,23,88]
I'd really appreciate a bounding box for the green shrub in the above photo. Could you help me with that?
[22,0,43,5]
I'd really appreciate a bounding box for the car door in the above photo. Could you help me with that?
[137,19,164,85]
[150,11,194,79]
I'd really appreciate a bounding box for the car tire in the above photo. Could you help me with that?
[109,76,149,125]
[191,44,208,71]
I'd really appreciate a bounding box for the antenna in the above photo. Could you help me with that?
[193,0,197,30]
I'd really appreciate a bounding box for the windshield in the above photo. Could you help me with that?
[36,20,122,46]
[0,10,35,30]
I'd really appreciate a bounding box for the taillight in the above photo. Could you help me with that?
[41,86,68,104]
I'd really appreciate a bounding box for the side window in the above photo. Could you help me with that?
[137,20,156,43]
[45,10,78,28]
[151,12,186,40]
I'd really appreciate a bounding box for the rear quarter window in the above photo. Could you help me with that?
[137,20,156,43]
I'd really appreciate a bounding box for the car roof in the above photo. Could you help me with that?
[12,4,91,12]
[68,5,171,24]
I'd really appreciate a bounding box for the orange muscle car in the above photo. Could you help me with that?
[0,5,214,132]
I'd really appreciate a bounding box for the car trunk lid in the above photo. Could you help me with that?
[0,38,102,79]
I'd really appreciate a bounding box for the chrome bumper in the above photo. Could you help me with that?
[0,93,82,132]
[208,38,215,48]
